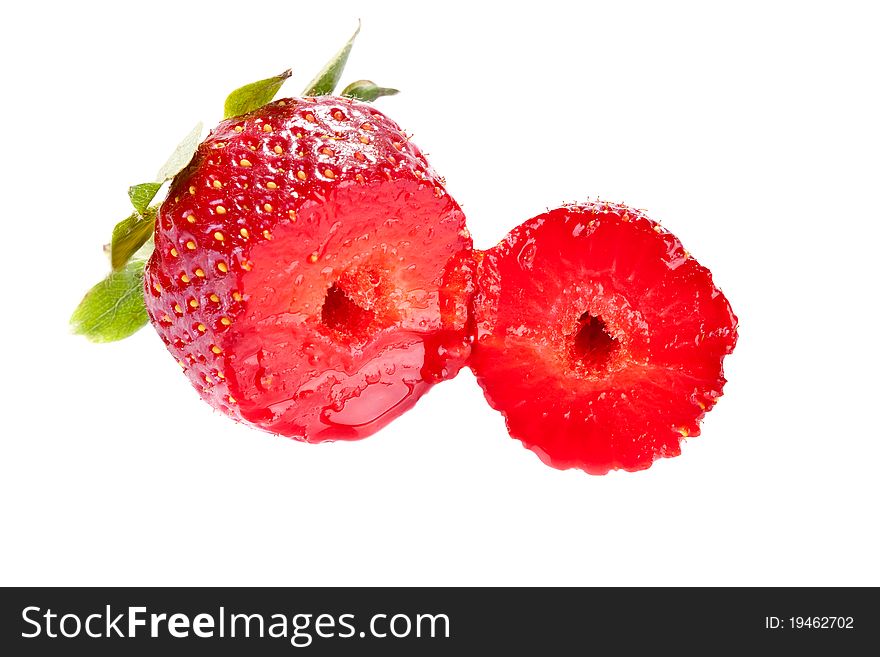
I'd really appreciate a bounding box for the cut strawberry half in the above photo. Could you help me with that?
[469,202,738,473]
[144,98,472,441]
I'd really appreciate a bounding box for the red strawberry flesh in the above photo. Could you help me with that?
[144,97,471,441]
[470,203,738,473]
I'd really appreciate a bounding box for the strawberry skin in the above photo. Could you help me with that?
[144,97,472,441]
[470,203,738,474]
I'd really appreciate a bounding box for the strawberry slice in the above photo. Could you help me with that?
[144,97,472,441]
[470,202,738,473]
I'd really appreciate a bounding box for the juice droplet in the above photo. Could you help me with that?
[517,240,537,270]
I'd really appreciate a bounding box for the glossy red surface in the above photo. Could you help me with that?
[144,97,472,441]
[469,203,738,473]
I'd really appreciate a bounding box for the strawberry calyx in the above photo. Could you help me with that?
[71,23,399,343]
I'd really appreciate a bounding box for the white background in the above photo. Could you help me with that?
[1,1,877,586]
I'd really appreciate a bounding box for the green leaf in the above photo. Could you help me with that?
[224,69,292,119]
[70,253,150,343]
[156,122,203,182]
[128,182,162,214]
[110,208,156,270]
[340,79,399,102]
[303,21,361,96]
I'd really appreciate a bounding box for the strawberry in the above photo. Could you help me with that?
[142,97,472,441]
[469,202,738,474]
[71,26,740,472]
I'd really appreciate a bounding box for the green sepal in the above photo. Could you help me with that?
[70,243,152,343]
[224,69,292,119]
[303,21,361,96]
[340,79,399,102]
[110,208,157,270]
[156,122,203,182]
[127,182,163,214]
